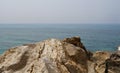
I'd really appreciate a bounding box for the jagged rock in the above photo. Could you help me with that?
[0,38,88,73]
[63,36,89,60]
[63,36,86,51]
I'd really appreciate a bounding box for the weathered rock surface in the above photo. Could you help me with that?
[90,51,111,73]
[105,51,120,73]
[0,37,88,73]
[0,37,120,73]
[89,50,120,73]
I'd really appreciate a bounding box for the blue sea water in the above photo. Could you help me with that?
[0,24,120,54]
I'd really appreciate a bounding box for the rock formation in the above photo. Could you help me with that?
[0,36,120,73]
[0,37,88,73]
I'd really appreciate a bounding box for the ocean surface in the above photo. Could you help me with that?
[0,24,120,54]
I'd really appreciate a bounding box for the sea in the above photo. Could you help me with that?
[0,24,120,54]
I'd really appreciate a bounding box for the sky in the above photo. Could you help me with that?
[0,0,120,24]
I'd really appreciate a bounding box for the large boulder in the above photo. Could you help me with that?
[0,38,88,73]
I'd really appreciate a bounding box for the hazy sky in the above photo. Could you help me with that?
[0,0,120,24]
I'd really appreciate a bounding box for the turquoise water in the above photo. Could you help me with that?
[0,24,120,54]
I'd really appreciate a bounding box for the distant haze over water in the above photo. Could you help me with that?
[0,24,120,54]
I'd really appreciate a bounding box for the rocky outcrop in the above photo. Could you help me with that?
[63,36,88,54]
[0,37,88,73]
[0,36,120,73]
[63,36,92,60]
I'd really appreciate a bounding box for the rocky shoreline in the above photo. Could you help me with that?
[0,36,120,73]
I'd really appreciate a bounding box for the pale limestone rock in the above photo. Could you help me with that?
[0,38,88,73]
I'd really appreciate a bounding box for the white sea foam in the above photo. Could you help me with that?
[118,46,120,51]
